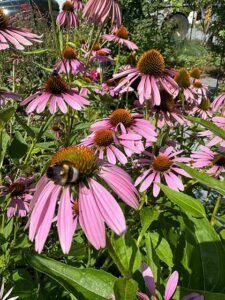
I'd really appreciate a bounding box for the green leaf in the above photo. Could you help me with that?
[151,232,173,268]
[0,106,16,122]
[145,233,160,283]
[33,62,53,72]
[23,48,55,55]
[107,232,141,277]
[8,132,28,159]
[177,163,225,196]
[26,253,116,300]
[159,183,206,217]
[15,114,36,138]
[187,116,225,140]
[0,130,10,167]
[114,278,137,300]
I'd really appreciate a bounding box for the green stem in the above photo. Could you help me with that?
[12,63,16,93]
[145,101,149,120]
[114,45,121,74]
[210,194,222,226]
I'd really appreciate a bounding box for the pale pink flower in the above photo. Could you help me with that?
[0,90,19,106]
[83,0,122,28]
[55,47,85,75]
[198,117,225,148]
[91,108,157,156]
[212,91,225,115]
[87,43,114,64]
[21,71,89,114]
[0,281,18,300]
[174,68,196,104]
[137,262,178,300]
[102,26,138,50]
[28,146,139,254]
[81,129,127,164]
[191,97,212,119]
[191,145,225,177]
[56,1,79,28]
[191,80,208,101]
[135,147,191,196]
[0,8,42,51]
[113,49,179,106]
[0,176,35,219]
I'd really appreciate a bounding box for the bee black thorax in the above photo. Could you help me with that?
[47,161,79,186]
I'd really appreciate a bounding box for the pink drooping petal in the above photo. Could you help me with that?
[153,172,161,197]
[79,182,106,249]
[142,262,157,298]
[164,271,179,300]
[89,179,126,235]
[57,187,75,254]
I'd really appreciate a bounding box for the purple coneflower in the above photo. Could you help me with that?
[191,80,208,100]
[95,79,117,97]
[73,0,84,10]
[191,145,225,177]
[113,49,179,105]
[21,71,89,114]
[91,108,157,156]
[191,97,212,119]
[56,1,79,28]
[174,68,196,104]
[55,47,85,75]
[137,263,178,300]
[0,8,42,50]
[102,26,138,50]
[0,176,35,219]
[28,146,139,254]
[88,43,114,64]
[0,90,19,106]
[212,90,225,115]
[135,147,191,196]
[81,128,127,164]
[83,0,122,28]
[150,89,187,128]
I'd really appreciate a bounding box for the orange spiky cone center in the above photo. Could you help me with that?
[94,129,114,147]
[109,109,133,127]
[62,47,77,59]
[116,26,129,39]
[152,155,172,172]
[175,68,191,88]
[45,73,68,94]
[190,67,202,79]
[137,49,165,76]
[62,1,74,12]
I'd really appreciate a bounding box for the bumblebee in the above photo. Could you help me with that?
[47,161,79,186]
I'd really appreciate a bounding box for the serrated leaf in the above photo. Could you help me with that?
[114,278,137,300]
[26,253,116,300]
[159,183,206,217]
[177,163,225,196]
[187,116,225,140]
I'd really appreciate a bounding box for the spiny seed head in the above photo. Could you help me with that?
[190,67,202,79]
[93,43,101,51]
[156,90,175,112]
[137,49,165,76]
[7,182,25,196]
[199,98,211,111]
[0,8,8,28]
[152,154,172,172]
[175,68,191,88]
[62,47,77,59]
[49,146,98,180]
[97,50,107,56]
[213,153,225,167]
[45,71,68,94]
[73,200,79,214]
[94,129,114,147]
[109,109,133,128]
[62,1,74,12]
[193,80,203,88]
[104,79,115,87]
[116,26,129,39]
